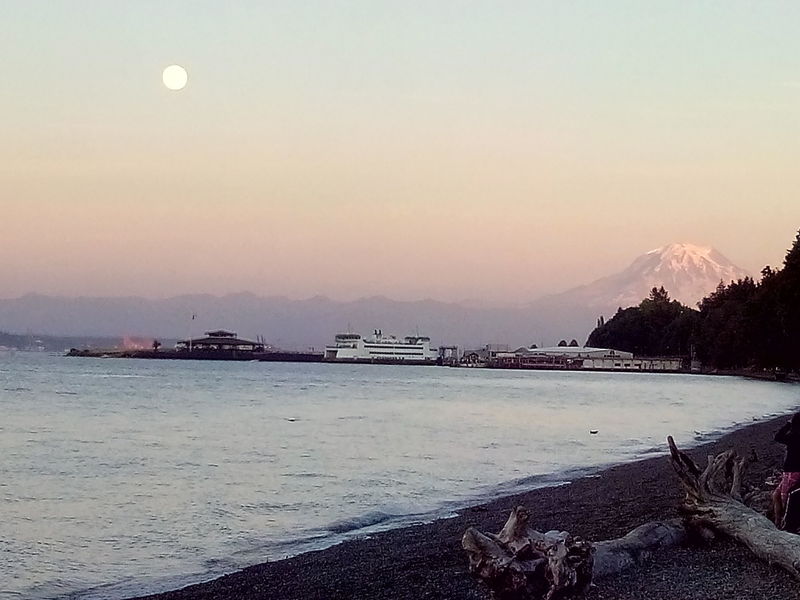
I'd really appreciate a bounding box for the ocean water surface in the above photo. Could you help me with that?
[1,353,797,599]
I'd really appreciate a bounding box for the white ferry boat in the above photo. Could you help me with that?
[324,329,439,365]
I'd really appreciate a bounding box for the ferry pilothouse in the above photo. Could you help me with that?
[324,329,439,365]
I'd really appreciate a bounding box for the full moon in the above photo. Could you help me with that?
[162,65,188,91]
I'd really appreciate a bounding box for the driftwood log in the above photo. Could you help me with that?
[667,435,800,579]
[464,435,800,598]
[462,506,685,599]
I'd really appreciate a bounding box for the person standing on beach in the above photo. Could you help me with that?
[772,413,800,528]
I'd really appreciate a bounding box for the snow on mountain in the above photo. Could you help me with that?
[549,243,751,309]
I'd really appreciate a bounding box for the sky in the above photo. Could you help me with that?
[3,1,800,304]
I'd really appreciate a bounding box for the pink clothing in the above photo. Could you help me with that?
[778,472,800,505]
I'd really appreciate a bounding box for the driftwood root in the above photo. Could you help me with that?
[667,435,800,580]
[462,505,685,599]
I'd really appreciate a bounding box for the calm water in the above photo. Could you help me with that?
[1,354,797,599]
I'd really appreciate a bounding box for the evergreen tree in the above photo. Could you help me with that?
[587,291,698,357]
[692,229,800,370]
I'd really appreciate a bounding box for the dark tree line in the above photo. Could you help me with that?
[587,230,800,371]
[587,286,697,358]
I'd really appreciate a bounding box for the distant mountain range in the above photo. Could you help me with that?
[0,243,750,350]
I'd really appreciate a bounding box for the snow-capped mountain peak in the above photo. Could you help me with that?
[559,243,750,309]
[645,243,729,274]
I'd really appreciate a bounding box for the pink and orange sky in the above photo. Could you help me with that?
[3,2,800,304]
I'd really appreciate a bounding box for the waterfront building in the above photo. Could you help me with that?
[176,330,264,354]
[490,345,682,372]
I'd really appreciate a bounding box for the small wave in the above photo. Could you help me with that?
[202,556,240,572]
[238,501,307,512]
[3,387,31,392]
[326,510,398,534]
[693,428,723,442]
[18,575,94,600]
[80,373,152,379]
[64,571,216,600]
[485,466,603,499]
[618,438,645,447]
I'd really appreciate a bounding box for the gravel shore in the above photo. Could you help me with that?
[133,412,800,600]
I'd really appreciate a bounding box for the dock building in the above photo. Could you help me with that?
[176,330,265,354]
[488,345,683,372]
